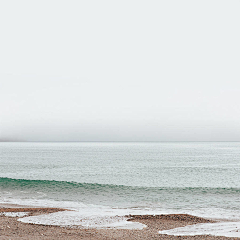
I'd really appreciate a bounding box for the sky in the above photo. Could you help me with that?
[0,0,240,141]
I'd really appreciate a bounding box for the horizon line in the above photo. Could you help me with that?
[1,140,240,143]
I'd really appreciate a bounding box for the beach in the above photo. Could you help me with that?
[1,142,240,238]
[1,205,239,239]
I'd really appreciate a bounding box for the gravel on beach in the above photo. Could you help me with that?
[0,207,239,240]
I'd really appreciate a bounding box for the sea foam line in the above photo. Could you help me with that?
[159,221,240,238]
[19,210,146,229]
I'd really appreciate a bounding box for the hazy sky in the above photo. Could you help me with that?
[1,0,240,141]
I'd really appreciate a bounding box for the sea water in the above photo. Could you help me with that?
[1,142,240,235]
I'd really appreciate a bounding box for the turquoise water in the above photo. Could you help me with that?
[1,142,240,220]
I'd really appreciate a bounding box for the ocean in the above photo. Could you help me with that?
[1,142,240,236]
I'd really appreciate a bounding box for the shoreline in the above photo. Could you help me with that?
[1,205,239,239]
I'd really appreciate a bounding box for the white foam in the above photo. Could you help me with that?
[19,209,146,229]
[180,208,240,221]
[0,198,87,209]
[0,198,152,229]
[2,197,240,233]
[159,221,240,238]
[1,212,29,217]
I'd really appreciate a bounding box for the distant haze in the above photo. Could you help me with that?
[1,0,240,141]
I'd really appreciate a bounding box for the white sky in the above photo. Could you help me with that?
[0,0,240,141]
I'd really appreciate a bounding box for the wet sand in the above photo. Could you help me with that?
[0,206,239,239]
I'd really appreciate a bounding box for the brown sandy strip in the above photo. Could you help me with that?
[0,207,239,239]
[0,207,67,216]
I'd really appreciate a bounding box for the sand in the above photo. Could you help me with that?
[0,206,239,240]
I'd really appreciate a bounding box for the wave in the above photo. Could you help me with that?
[0,177,145,191]
[1,177,240,210]
[1,177,240,194]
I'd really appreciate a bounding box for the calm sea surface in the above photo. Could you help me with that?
[1,142,240,229]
